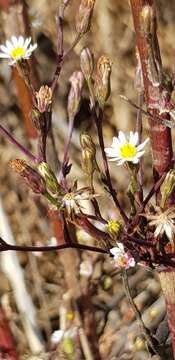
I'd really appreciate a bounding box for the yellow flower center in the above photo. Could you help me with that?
[107,220,121,235]
[117,256,128,268]
[120,143,137,159]
[10,47,26,59]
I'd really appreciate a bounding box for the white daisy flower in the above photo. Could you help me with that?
[110,243,136,269]
[0,36,37,65]
[105,131,149,165]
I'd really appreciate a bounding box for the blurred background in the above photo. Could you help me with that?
[0,0,175,359]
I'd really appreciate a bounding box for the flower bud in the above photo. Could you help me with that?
[67,71,84,120]
[35,85,52,113]
[30,108,42,131]
[80,47,94,79]
[10,159,46,194]
[160,170,175,208]
[94,55,112,107]
[140,5,154,38]
[38,162,62,195]
[76,0,95,34]
[80,132,96,177]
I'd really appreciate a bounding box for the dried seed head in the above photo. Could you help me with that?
[160,170,175,208]
[38,162,62,195]
[35,85,52,113]
[76,0,95,34]
[10,159,46,194]
[67,71,84,120]
[140,5,154,38]
[10,159,27,173]
[80,47,94,79]
[94,55,112,107]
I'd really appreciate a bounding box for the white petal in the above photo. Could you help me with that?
[0,45,10,54]
[131,157,140,164]
[5,40,13,51]
[105,147,119,157]
[118,131,126,145]
[29,43,37,51]
[164,223,173,240]
[24,37,32,50]
[117,243,124,252]
[0,53,10,58]
[18,36,24,47]
[128,258,136,267]
[112,136,121,147]
[154,224,162,237]
[136,150,145,158]
[130,131,138,146]
[137,138,149,151]
[110,247,120,256]
[11,36,18,47]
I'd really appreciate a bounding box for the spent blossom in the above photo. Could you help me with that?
[0,36,37,65]
[110,243,136,269]
[60,187,99,218]
[146,206,175,249]
[105,131,149,165]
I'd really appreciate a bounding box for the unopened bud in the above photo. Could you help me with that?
[10,159,46,194]
[35,85,52,113]
[67,71,84,120]
[62,337,75,356]
[102,275,112,290]
[80,132,96,151]
[31,108,43,131]
[140,5,154,38]
[80,47,94,79]
[160,170,175,208]
[80,132,96,176]
[38,162,62,195]
[94,55,112,107]
[76,0,95,34]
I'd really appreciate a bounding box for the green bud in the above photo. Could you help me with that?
[160,170,175,208]
[62,337,75,357]
[38,162,62,195]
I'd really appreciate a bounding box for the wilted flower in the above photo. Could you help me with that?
[60,187,99,218]
[110,243,136,269]
[0,36,37,65]
[76,0,96,34]
[146,206,175,249]
[105,131,149,165]
[80,259,93,277]
[35,85,52,113]
[10,159,46,194]
[67,71,84,120]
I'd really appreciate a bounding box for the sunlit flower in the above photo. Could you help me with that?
[0,36,37,65]
[146,206,175,249]
[105,131,149,165]
[110,243,136,269]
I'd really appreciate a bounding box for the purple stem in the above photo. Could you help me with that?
[0,236,107,254]
[0,124,37,163]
